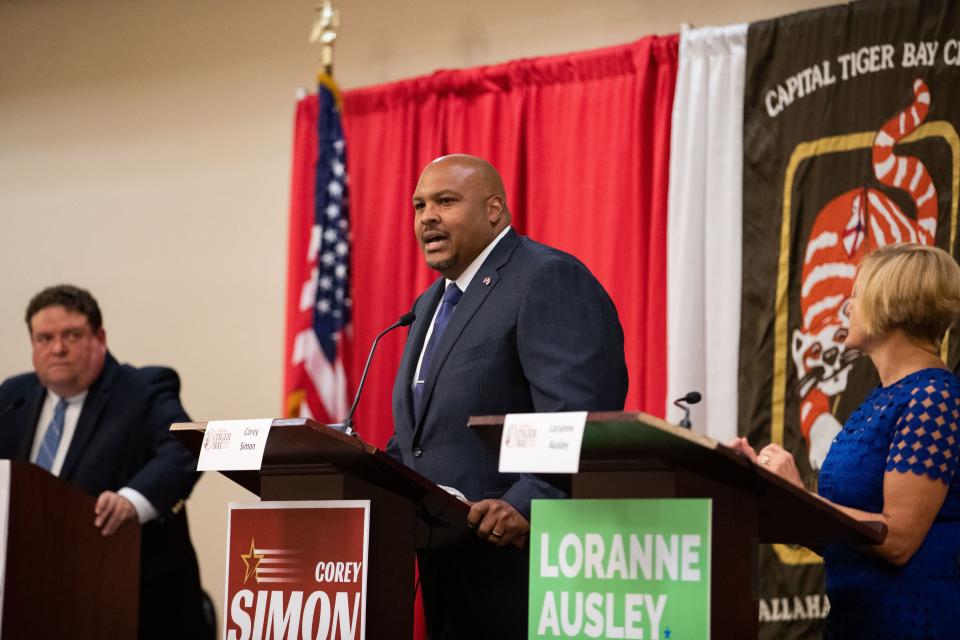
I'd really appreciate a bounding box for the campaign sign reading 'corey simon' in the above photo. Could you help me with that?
[223,501,369,640]
[529,499,711,639]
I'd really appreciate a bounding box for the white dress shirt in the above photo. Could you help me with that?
[413,225,512,387]
[31,390,159,524]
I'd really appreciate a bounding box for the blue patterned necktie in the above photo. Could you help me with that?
[413,283,463,415]
[36,398,67,472]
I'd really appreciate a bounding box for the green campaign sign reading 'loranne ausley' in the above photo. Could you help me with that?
[529,499,711,639]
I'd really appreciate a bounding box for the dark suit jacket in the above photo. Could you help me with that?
[0,353,207,638]
[389,228,628,513]
[387,229,628,638]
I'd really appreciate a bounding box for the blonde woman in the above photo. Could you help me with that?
[732,243,960,639]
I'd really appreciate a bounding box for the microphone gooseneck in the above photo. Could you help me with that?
[673,390,702,429]
[334,312,416,438]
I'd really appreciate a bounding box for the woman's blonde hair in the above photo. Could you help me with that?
[855,243,960,345]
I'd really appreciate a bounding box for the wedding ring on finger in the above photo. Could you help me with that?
[758,454,771,466]
[490,530,503,538]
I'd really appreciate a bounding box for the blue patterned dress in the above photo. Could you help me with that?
[818,367,960,639]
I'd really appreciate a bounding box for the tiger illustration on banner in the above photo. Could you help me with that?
[792,78,938,469]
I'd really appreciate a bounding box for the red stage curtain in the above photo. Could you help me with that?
[284,96,319,417]
[338,35,679,449]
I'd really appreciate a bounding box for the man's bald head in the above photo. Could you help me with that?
[422,154,508,208]
[412,154,511,279]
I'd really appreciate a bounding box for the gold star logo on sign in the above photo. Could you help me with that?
[240,538,264,584]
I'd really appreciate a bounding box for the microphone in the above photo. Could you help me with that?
[331,312,416,438]
[673,391,702,429]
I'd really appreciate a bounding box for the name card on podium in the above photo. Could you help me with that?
[197,419,272,471]
[499,411,587,473]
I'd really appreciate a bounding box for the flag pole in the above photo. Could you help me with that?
[310,1,340,78]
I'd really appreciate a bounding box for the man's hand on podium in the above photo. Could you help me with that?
[94,490,137,536]
[467,499,529,549]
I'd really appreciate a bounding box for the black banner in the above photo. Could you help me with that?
[742,1,960,637]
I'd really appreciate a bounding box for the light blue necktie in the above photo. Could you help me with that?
[36,398,67,472]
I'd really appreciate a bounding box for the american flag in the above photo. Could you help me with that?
[286,75,351,421]
[312,80,351,365]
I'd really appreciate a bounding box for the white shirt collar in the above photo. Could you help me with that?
[47,389,89,405]
[448,226,511,293]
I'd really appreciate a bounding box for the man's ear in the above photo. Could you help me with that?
[487,195,505,224]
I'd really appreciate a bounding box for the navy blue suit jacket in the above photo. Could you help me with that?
[388,228,629,517]
[0,353,206,637]
[387,229,628,638]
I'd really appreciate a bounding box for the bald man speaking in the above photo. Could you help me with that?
[386,155,628,638]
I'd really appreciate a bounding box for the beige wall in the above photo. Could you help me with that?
[0,0,836,626]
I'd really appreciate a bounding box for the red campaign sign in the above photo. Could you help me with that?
[223,501,370,640]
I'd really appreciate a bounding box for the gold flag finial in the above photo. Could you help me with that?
[310,1,340,77]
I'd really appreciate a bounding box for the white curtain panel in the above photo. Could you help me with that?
[666,24,747,441]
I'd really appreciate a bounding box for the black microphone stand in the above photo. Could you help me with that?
[328,312,416,438]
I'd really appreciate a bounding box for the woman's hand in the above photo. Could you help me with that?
[728,437,804,489]
[756,443,804,488]
[727,436,759,462]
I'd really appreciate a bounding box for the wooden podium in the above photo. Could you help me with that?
[469,411,887,638]
[175,414,884,638]
[0,460,140,639]
[171,419,471,639]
